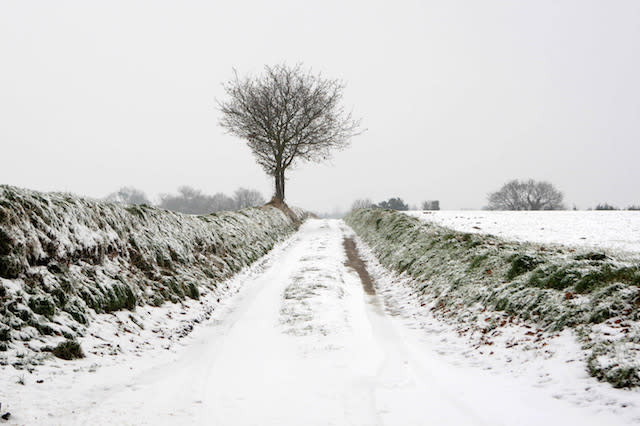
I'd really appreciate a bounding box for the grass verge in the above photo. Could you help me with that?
[345,208,640,388]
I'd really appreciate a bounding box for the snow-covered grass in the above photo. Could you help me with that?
[349,228,640,424]
[345,208,640,388]
[0,185,305,369]
[405,210,640,256]
[3,219,633,425]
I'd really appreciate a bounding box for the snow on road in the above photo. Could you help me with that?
[1,219,635,425]
[405,210,640,255]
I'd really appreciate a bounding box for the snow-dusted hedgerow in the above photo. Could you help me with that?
[0,185,304,357]
[345,208,640,388]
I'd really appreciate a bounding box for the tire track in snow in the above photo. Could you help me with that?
[341,225,487,425]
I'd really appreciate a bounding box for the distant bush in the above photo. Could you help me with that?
[377,197,408,211]
[595,203,618,211]
[627,205,640,211]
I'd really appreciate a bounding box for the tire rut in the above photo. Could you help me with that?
[343,236,376,296]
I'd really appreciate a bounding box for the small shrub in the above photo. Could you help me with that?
[28,295,56,317]
[52,339,84,360]
[0,228,12,255]
[51,288,68,307]
[103,284,137,313]
[186,282,200,300]
[0,324,11,341]
[546,268,581,290]
[494,298,509,311]
[506,254,541,280]
[469,254,489,269]
[575,266,640,293]
[588,349,640,388]
[63,300,89,325]
[0,254,22,279]
[574,252,608,262]
[47,261,69,274]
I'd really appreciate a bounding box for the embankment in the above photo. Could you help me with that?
[345,208,640,388]
[0,185,304,358]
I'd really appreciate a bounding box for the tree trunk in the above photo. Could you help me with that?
[274,169,285,202]
[280,172,285,201]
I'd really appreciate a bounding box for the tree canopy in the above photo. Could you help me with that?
[378,197,409,211]
[486,179,565,210]
[218,64,362,202]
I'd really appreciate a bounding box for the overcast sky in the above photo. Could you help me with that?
[1,0,639,212]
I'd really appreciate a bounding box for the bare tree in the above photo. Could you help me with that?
[159,186,211,214]
[218,64,362,203]
[350,198,374,211]
[234,188,266,209]
[486,179,565,210]
[159,186,260,214]
[209,192,236,212]
[105,186,151,205]
[422,200,440,210]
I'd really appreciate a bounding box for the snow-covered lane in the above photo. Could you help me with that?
[3,219,628,425]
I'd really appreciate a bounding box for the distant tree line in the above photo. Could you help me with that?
[349,179,638,213]
[104,186,265,215]
[592,203,640,211]
[422,200,440,210]
[350,197,440,212]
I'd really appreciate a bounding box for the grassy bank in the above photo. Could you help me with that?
[0,185,304,361]
[345,208,640,388]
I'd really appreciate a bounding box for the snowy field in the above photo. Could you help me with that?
[1,219,638,425]
[405,210,640,255]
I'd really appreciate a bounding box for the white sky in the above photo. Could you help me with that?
[1,0,639,212]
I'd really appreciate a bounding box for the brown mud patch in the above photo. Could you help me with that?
[343,237,376,295]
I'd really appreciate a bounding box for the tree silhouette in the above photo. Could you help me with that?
[218,64,362,203]
[486,179,564,210]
